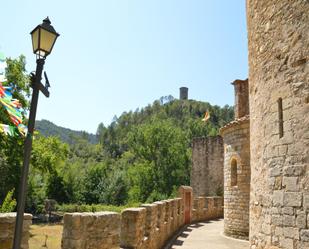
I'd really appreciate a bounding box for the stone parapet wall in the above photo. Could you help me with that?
[0,213,32,249]
[61,212,120,249]
[192,196,224,222]
[61,186,223,249]
[120,198,186,249]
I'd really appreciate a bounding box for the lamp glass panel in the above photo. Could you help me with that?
[31,28,39,53]
[40,29,57,54]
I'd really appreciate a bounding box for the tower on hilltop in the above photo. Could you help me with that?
[179,87,188,100]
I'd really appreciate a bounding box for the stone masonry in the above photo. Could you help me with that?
[61,186,223,249]
[247,0,309,248]
[61,212,120,249]
[0,213,32,249]
[220,116,250,239]
[232,79,249,119]
[179,87,188,100]
[220,79,251,240]
[191,136,224,197]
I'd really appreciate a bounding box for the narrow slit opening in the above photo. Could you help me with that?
[278,98,283,138]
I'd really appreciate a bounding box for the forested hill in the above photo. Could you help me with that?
[28,96,234,207]
[35,119,97,144]
[36,96,233,148]
[96,95,234,158]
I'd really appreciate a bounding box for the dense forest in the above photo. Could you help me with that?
[0,56,234,213]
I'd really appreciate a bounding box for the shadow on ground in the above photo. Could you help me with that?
[166,219,249,249]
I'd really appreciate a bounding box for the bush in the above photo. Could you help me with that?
[56,203,140,213]
[0,189,17,212]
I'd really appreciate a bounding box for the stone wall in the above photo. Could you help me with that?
[0,213,32,249]
[247,0,309,248]
[62,212,120,249]
[120,198,185,249]
[220,117,250,239]
[232,79,249,119]
[191,136,224,197]
[192,196,224,222]
[61,186,223,249]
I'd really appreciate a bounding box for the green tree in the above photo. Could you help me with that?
[0,55,30,203]
[31,135,69,173]
[27,135,69,211]
[127,119,190,202]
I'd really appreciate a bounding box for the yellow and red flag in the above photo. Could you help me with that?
[202,111,210,122]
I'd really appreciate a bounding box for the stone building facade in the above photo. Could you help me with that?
[247,0,309,248]
[191,136,224,197]
[220,79,251,239]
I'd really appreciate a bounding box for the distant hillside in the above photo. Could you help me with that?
[35,119,97,144]
[96,96,234,158]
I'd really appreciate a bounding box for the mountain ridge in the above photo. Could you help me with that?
[35,119,97,144]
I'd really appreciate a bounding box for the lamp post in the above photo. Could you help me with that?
[13,17,59,249]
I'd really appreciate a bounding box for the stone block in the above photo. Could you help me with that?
[304,193,309,210]
[62,212,120,249]
[141,203,158,249]
[282,207,293,215]
[272,215,283,226]
[281,238,294,249]
[273,191,284,207]
[300,229,309,242]
[282,215,295,227]
[299,241,309,249]
[283,165,305,177]
[283,192,302,207]
[120,208,146,249]
[283,227,299,239]
[282,177,299,191]
[296,211,307,229]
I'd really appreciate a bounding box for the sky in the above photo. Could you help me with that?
[1,0,248,133]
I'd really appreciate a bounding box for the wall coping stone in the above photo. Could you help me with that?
[219,115,250,135]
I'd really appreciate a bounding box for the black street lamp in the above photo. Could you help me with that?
[13,17,59,249]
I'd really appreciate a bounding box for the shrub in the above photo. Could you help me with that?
[56,203,140,213]
[0,189,17,213]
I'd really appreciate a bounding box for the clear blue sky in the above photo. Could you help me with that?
[1,0,248,133]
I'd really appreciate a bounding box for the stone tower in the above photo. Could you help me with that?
[179,87,188,100]
[247,0,309,248]
[220,79,250,239]
[191,136,224,197]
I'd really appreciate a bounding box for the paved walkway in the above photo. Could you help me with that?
[167,219,249,249]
